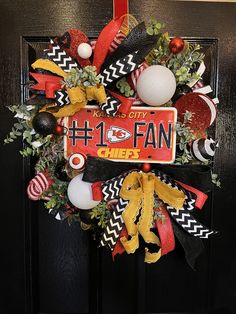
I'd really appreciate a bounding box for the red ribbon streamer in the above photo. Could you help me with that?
[112,227,128,260]
[155,207,175,256]
[30,72,62,98]
[113,0,129,19]
[108,90,133,114]
[177,180,208,210]
[91,181,103,201]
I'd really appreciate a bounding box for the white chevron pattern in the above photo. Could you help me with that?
[55,91,70,106]
[100,50,140,86]
[101,95,121,116]
[167,206,215,239]
[47,43,78,72]
[102,175,125,201]
[100,197,128,250]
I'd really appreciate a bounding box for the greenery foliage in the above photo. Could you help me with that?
[63,66,101,88]
[116,77,134,97]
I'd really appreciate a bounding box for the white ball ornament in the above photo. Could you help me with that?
[136,65,176,106]
[67,174,100,210]
[77,43,92,59]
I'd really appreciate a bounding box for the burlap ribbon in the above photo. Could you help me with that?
[119,172,185,263]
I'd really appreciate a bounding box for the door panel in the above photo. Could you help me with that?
[1,1,236,314]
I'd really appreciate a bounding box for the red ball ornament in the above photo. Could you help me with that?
[54,125,64,136]
[142,163,152,173]
[169,37,185,54]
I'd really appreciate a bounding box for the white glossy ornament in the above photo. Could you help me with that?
[67,174,100,210]
[136,65,176,106]
[77,43,92,59]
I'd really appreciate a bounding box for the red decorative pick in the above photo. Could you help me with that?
[169,37,185,54]
[54,125,64,135]
[142,163,151,173]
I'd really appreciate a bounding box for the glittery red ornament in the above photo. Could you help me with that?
[54,125,64,135]
[169,37,185,54]
[56,29,91,67]
[175,92,217,133]
[142,163,151,173]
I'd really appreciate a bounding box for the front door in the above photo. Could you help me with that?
[1,1,236,313]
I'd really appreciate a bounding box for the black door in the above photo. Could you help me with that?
[1,1,236,313]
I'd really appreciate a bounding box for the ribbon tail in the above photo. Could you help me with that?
[155,206,175,256]
[112,227,128,260]
[138,173,161,263]
[167,205,216,239]
[171,220,204,270]
[100,198,128,250]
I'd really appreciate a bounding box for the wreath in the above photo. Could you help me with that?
[5,15,220,268]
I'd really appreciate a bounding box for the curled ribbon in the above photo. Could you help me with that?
[119,172,185,263]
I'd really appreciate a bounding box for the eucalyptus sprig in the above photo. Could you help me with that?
[63,66,101,88]
[43,179,68,210]
[90,202,111,229]
[211,173,221,188]
[116,77,134,97]
[175,111,196,164]
[147,18,165,35]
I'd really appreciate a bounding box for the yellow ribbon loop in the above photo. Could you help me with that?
[40,85,107,118]
[119,171,186,263]
[31,59,67,78]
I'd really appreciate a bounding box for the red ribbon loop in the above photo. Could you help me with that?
[30,72,62,99]
[92,16,125,73]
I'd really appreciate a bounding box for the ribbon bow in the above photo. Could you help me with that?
[30,17,158,118]
[97,166,216,267]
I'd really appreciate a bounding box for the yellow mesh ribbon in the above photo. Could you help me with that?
[40,85,107,118]
[31,59,67,78]
[120,14,139,36]
[120,172,185,263]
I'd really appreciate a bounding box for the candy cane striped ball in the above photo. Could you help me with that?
[27,172,50,200]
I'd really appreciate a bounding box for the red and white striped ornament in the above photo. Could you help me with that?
[130,61,149,91]
[27,172,53,201]
[68,153,87,171]
[109,32,126,53]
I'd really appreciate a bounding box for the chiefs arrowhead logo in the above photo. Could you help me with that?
[107,126,131,143]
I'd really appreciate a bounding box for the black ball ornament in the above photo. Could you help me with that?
[32,112,57,135]
[172,84,192,103]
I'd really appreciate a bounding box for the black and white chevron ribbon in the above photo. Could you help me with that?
[55,90,70,106]
[102,173,126,201]
[167,206,215,239]
[155,170,214,238]
[100,94,121,116]
[47,40,78,72]
[100,198,128,250]
[100,51,141,86]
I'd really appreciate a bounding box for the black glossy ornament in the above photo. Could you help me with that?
[32,112,57,135]
[172,85,192,103]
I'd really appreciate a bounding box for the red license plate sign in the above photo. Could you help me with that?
[64,106,177,163]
